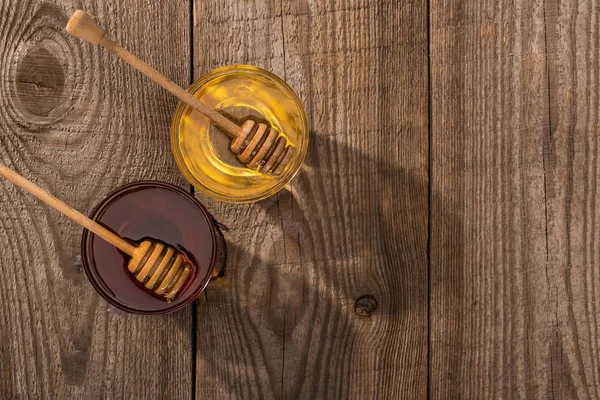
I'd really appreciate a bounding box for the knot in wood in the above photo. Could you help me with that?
[16,46,65,116]
[354,294,377,317]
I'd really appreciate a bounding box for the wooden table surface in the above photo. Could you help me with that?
[1,0,598,398]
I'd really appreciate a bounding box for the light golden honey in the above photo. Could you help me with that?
[171,65,308,203]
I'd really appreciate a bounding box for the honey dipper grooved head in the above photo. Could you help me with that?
[127,240,192,301]
[230,119,295,175]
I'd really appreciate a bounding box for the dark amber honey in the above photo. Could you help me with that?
[81,181,217,314]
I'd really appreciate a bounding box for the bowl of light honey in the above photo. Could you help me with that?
[170,65,309,203]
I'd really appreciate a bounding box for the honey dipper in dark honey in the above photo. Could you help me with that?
[66,10,294,175]
[0,163,192,301]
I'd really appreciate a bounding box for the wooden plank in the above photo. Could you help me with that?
[193,0,429,398]
[544,0,600,398]
[429,0,553,398]
[0,2,192,398]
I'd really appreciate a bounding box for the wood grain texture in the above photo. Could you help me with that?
[544,0,600,398]
[0,1,192,398]
[5,0,600,398]
[193,0,429,398]
[429,0,554,398]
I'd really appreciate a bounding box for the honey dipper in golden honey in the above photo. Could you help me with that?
[0,162,191,302]
[66,10,294,175]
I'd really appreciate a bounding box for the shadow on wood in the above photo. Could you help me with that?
[190,131,465,398]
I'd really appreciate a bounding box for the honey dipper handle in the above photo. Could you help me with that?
[66,10,242,139]
[0,163,137,257]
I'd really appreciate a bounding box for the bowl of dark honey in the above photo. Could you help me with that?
[81,181,217,314]
[170,65,309,203]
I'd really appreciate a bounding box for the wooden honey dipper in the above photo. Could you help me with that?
[0,163,192,301]
[66,10,294,175]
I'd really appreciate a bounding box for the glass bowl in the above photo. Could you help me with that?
[170,65,309,203]
[81,181,217,314]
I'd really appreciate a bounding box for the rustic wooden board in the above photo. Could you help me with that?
[544,0,600,398]
[5,0,599,397]
[429,0,554,398]
[0,1,192,398]
[193,0,429,398]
